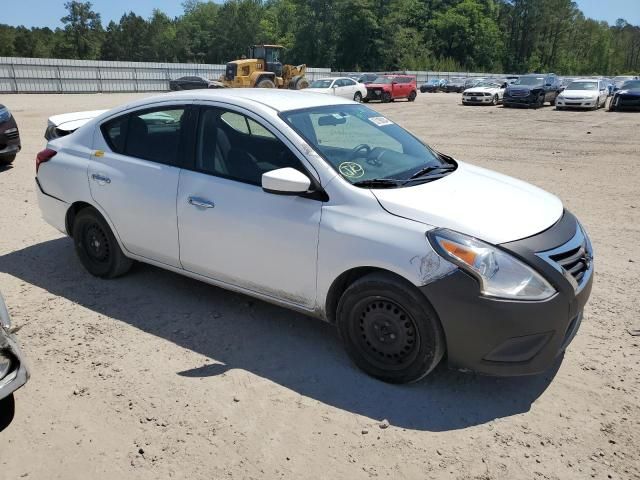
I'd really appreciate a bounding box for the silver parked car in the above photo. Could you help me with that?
[0,292,29,416]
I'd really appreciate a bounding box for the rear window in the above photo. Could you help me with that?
[101,116,128,154]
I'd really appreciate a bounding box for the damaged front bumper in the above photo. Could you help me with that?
[0,294,29,402]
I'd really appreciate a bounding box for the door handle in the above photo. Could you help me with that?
[188,197,215,209]
[91,173,111,184]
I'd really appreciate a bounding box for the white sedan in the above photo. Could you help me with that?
[37,89,593,383]
[555,79,609,110]
[305,77,367,102]
[462,81,506,106]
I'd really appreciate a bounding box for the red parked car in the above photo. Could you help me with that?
[364,75,417,103]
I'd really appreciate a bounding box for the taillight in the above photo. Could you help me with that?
[36,148,57,173]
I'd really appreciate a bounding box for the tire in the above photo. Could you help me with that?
[556,106,564,111]
[550,94,557,106]
[336,272,446,384]
[353,92,363,103]
[491,94,499,106]
[408,91,417,102]
[362,98,369,103]
[609,98,616,112]
[0,394,15,432]
[0,154,16,166]
[256,78,276,89]
[288,75,309,90]
[535,94,545,108]
[72,207,133,279]
[382,92,391,103]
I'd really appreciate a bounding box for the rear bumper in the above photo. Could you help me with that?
[36,177,69,235]
[420,211,593,376]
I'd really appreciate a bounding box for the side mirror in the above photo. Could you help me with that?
[262,168,311,195]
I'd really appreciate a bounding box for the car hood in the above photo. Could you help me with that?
[465,87,499,93]
[371,161,564,244]
[617,89,640,96]
[48,109,107,131]
[562,89,598,97]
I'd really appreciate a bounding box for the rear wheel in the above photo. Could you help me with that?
[408,91,417,102]
[256,78,276,89]
[336,273,445,383]
[353,91,363,103]
[72,208,133,279]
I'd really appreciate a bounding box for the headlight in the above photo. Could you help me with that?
[428,229,556,301]
[0,351,12,379]
[0,107,10,123]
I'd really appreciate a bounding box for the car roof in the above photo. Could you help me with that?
[121,89,354,113]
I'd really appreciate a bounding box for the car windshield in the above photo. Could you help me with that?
[281,105,450,187]
[515,76,545,86]
[428,79,441,85]
[372,76,392,84]
[621,80,640,89]
[567,81,598,91]
[310,79,333,88]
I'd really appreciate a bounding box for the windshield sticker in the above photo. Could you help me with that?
[339,162,365,178]
[369,116,394,127]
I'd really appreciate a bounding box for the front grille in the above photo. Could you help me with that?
[4,129,19,140]
[508,90,530,97]
[537,225,593,292]
[366,88,383,99]
[550,243,589,284]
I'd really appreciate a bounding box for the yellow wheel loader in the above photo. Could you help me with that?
[219,45,309,89]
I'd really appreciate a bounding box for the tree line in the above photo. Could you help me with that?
[0,0,639,75]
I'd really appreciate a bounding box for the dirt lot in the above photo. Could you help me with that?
[0,92,639,480]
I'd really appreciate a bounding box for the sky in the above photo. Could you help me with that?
[1,0,639,29]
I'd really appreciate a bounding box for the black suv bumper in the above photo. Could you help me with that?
[421,211,593,376]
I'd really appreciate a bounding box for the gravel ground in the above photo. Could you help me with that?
[0,92,638,480]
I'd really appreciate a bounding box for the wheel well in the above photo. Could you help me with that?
[65,201,94,237]
[324,267,415,324]
[255,73,275,84]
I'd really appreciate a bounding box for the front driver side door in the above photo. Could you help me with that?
[176,106,322,308]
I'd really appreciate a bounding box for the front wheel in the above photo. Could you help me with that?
[491,94,499,106]
[408,91,417,102]
[535,94,545,108]
[550,94,557,106]
[382,92,392,103]
[353,92,363,102]
[0,154,16,166]
[256,78,276,89]
[72,208,133,279]
[336,273,445,383]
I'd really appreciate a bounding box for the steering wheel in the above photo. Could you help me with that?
[349,144,371,159]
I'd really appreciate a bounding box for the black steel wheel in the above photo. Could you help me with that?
[337,272,445,383]
[72,207,133,279]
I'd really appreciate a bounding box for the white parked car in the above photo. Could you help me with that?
[462,81,507,105]
[37,90,593,383]
[555,79,609,110]
[306,77,367,102]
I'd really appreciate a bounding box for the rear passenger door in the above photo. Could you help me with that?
[89,104,192,267]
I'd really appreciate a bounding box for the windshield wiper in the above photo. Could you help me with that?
[408,164,456,180]
[352,178,404,188]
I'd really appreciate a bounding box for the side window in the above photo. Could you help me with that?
[196,108,304,186]
[124,107,185,166]
[101,115,128,154]
[344,79,356,86]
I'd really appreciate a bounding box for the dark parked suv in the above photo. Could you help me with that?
[0,105,21,166]
[503,74,561,108]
